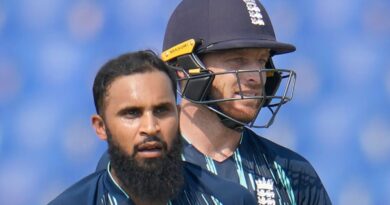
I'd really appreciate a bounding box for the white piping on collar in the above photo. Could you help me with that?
[107,161,129,199]
[181,134,191,144]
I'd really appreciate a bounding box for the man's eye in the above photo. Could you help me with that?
[154,106,169,115]
[123,109,140,118]
[227,57,244,66]
[259,59,267,68]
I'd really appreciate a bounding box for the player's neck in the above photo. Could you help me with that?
[179,100,241,162]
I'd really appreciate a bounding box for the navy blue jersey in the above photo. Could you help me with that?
[49,162,256,205]
[181,128,331,205]
[95,128,331,205]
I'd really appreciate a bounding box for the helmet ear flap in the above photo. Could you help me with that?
[176,54,215,102]
[182,73,214,101]
[263,58,282,107]
[162,39,215,102]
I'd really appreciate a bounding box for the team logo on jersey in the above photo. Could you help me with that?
[255,177,276,205]
[242,0,265,26]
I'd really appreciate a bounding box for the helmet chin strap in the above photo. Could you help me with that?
[207,103,245,132]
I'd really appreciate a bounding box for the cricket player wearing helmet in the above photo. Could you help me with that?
[161,0,332,204]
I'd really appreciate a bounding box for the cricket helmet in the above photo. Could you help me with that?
[162,0,296,128]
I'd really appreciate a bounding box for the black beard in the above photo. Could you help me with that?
[107,131,184,204]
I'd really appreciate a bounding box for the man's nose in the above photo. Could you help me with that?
[140,113,160,136]
[239,69,266,88]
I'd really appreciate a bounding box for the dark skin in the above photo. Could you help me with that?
[92,70,179,205]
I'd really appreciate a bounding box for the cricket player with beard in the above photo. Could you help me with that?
[48,50,256,205]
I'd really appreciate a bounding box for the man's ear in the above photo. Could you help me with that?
[92,114,107,141]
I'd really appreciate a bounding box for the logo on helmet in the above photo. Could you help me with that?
[242,0,265,26]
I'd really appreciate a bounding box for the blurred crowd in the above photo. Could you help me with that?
[0,0,389,204]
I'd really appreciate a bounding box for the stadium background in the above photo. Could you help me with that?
[0,0,389,204]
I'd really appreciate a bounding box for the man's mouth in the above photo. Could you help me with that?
[136,141,164,158]
[233,91,258,98]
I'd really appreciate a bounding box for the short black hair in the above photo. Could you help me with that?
[93,50,177,115]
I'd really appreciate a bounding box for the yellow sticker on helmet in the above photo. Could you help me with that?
[189,68,201,74]
[161,39,196,62]
[266,71,275,77]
